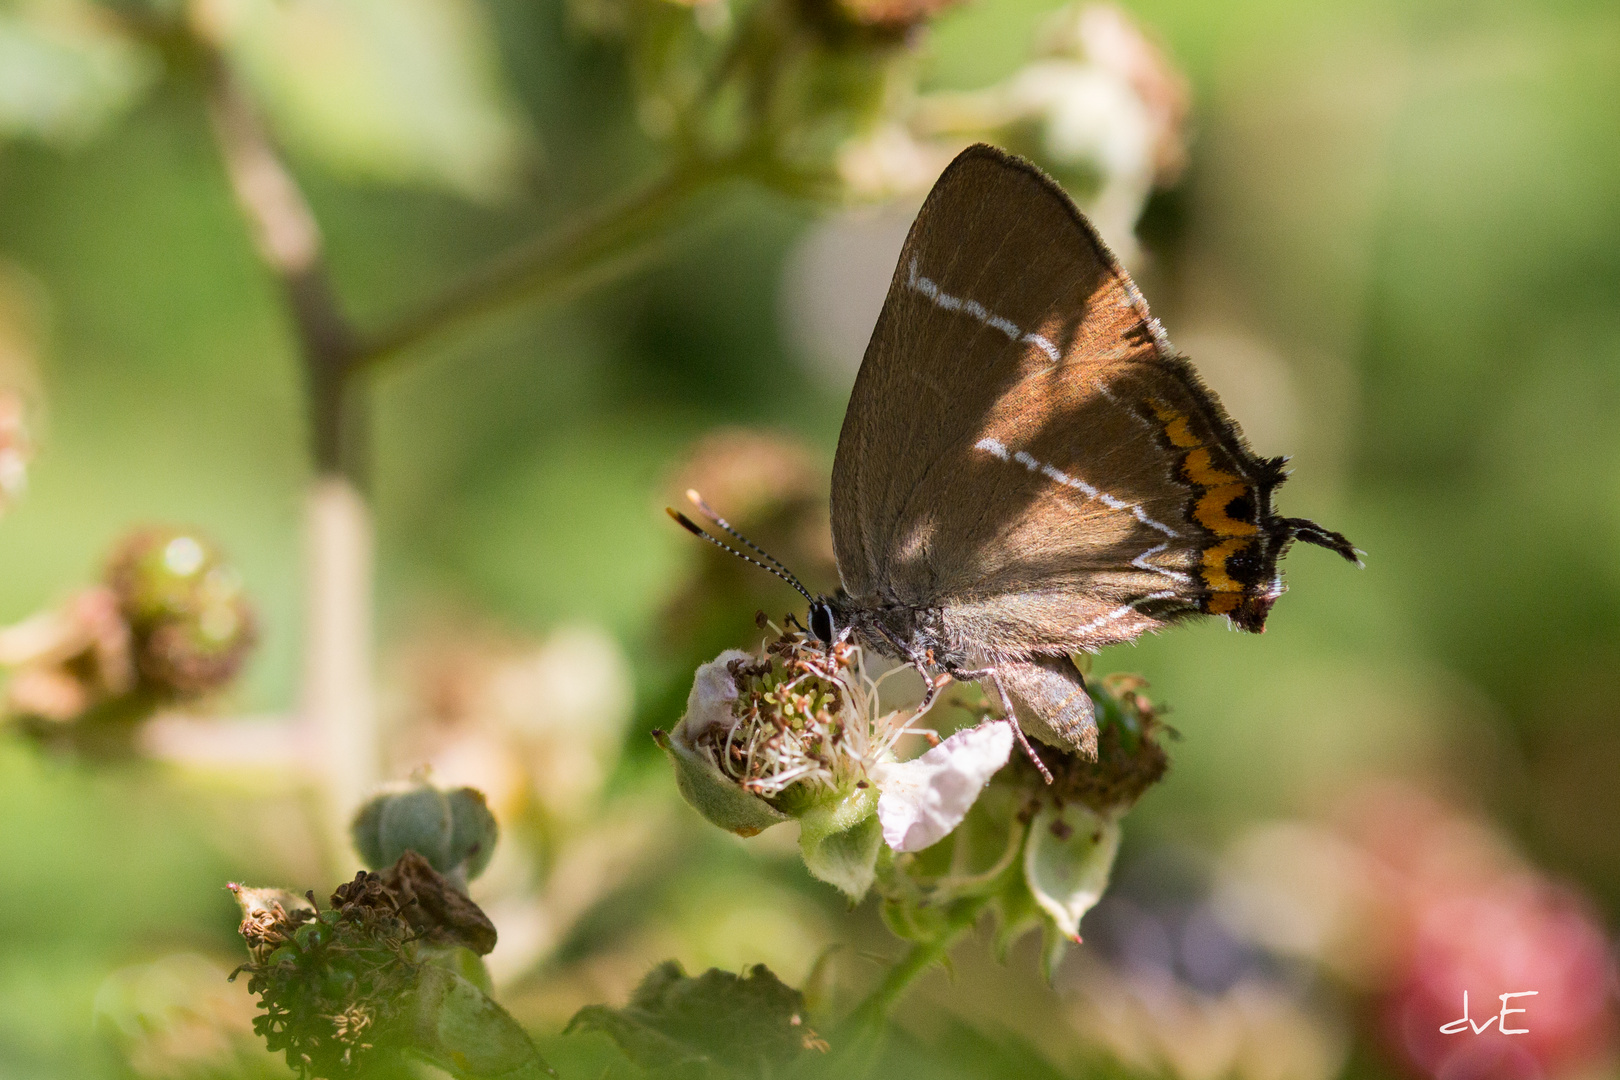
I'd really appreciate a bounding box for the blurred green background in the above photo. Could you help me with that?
[1,0,1617,1076]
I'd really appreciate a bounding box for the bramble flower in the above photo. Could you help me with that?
[664,627,1173,946]
[909,2,1188,262]
[661,627,998,897]
[878,673,1169,973]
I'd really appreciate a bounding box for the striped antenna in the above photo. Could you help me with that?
[684,489,810,594]
[666,508,815,604]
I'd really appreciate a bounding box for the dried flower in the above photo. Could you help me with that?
[231,852,545,1079]
[0,585,134,723]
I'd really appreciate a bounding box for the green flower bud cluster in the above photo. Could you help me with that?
[877,672,1169,978]
[105,528,256,700]
[350,782,500,886]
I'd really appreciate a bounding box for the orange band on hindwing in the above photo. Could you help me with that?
[1147,400,1265,614]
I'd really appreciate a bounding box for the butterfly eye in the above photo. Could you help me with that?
[809,602,836,644]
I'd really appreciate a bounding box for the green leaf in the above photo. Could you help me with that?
[212,0,531,199]
[410,964,556,1080]
[568,960,819,1079]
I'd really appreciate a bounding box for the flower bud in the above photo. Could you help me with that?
[351,782,500,882]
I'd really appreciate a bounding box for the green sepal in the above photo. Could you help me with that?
[655,728,789,838]
[447,787,500,881]
[1023,803,1121,943]
[797,785,881,900]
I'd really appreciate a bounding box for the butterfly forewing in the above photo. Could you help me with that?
[831,144,1303,661]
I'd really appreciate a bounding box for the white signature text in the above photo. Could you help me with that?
[1440,991,1538,1035]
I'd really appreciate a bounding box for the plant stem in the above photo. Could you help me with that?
[303,477,378,840]
[347,161,727,374]
[204,53,363,481]
[853,893,995,1024]
[206,53,376,855]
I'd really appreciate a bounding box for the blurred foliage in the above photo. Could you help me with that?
[567,961,819,1078]
[0,0,1618,1076]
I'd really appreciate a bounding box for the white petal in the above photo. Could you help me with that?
[674,649,752,747]
[875,721,1014,853]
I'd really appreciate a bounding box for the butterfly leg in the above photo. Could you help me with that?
[950,666,1054,785]
[912,656,942,718]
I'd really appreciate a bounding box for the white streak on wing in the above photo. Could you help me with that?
[1020,333,1061,362]
[975,438,1010,461]
[1039,462,1098,499]
[971,439,1179,538]
[1097,386,1157,432]
[1074,590,1177,636]
[1131,542,1191,583]
[1131,506,1179,537]
[906,257,1063,363]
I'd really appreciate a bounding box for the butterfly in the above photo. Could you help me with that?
[673,143,1358,772]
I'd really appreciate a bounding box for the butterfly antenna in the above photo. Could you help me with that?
[667,509,815,604]
[684,490,811,595]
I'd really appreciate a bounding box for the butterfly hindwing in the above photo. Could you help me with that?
[831,144,1349,667]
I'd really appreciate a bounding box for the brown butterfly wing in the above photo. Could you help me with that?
[831,144,1354,668]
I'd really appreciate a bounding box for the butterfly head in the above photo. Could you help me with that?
[808,599,838,644]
